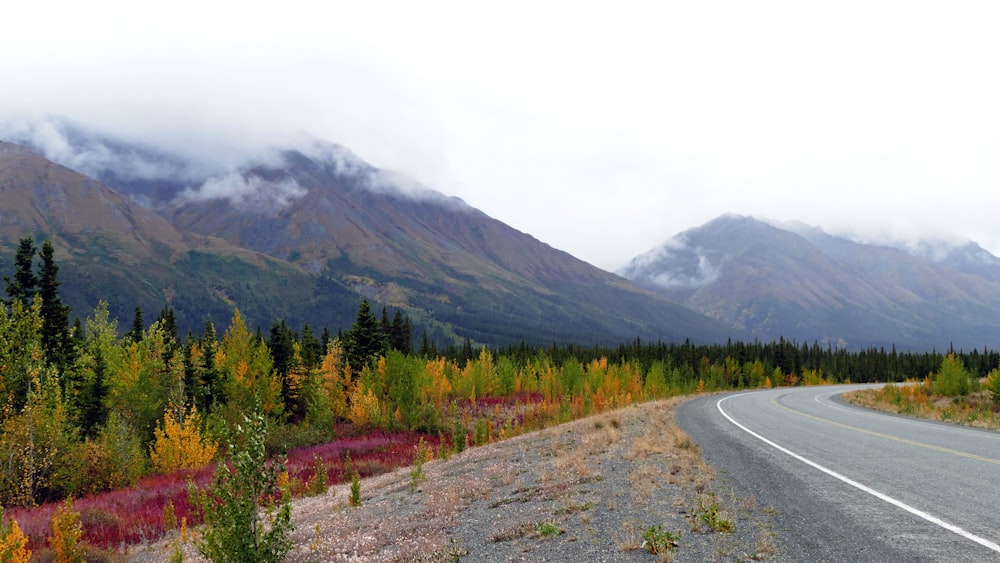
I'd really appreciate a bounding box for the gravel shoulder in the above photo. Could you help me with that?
[133,396,779,562]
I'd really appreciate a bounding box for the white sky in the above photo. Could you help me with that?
[3,1,1000,270]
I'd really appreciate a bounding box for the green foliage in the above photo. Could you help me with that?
[409,437,428,491]
[451,419,467,454]
[63,410,146,496]
[642,525,679,554]
[308,454,328,496]
[690,493,734,533]
[987,368,1000,402]
[38,240,72,370]
[344,300,388,370]
[536,520,561,537]
[0,299,49,410]
[215,309,282,423]
[931,354,971,397]
[349,475,362,507]
[193,409,292,563]
[3,237,37,306]
[0,364,74,506]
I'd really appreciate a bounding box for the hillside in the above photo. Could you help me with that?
[0,123,738,346]
[619,214,1000,350]
[0,141,359,335]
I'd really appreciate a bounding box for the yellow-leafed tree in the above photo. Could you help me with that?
[0,507,31,563]
[149,404,218,474]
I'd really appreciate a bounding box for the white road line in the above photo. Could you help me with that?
[717,392,1000,554]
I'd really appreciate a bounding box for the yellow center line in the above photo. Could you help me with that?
[769,395,1000,466]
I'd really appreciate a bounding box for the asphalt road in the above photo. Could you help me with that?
[677,385,1000,562]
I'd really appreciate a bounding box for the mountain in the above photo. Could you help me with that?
[0,141,360,335]
[887,239,1000,284]
[0,123,738,346]
[619,214,1000,350]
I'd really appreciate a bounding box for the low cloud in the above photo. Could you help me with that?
[620,237,721,290]
[0,116,207,182]
[1,115,461,214]
[178,172,306,211]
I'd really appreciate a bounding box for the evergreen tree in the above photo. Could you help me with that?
[344,300,388,370]
[300,323,323,369]
[155,306,178,348]
[321,326,332,353]
[37,241,72,370]
[389,310,412,354]
[268,320,295,379]
[128,307,144,343]
[4,237,38,306]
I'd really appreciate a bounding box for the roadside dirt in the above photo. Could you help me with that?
[132,397,779,562]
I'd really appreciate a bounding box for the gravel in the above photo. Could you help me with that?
[131,397,779,562]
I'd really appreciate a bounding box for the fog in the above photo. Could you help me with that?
[2,2,1000,269]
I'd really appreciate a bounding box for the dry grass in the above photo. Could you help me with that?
[844,383,1000,430]
[129,397,776,562]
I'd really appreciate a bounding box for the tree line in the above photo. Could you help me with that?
[1,237,999,509]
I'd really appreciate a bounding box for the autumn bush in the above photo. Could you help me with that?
[49,498,84,563]
[0,507,31,562]
[150,403,218,474]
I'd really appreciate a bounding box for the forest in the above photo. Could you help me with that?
[0,236,997,557]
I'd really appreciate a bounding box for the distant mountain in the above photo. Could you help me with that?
[619,214,1000,350]
[885,239,1000,284]
[0,122,738,346]
[0,141,360,335]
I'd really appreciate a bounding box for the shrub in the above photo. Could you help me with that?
[409,437,428,491]
[690,493,733,533]
[49,498,84,563]
[349,475,362,507]
[150,404,219,474]
[932,354,971,397]
[307,454,329,496]
[0,507,31,563]
[642,525,679,554]
[192,410,292,563]
[986,368,1000,402]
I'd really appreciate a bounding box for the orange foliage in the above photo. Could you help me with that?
[0,511,30,563]
[149,404,218,474]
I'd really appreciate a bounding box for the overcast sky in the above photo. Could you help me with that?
[3,1,1000,270]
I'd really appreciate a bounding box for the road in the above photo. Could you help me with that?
[676,385,1000,562]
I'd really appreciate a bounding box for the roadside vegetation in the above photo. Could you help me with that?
[2,237,999,559]
[844,353,1000,430]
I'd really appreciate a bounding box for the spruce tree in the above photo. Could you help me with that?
[128,306,144,342]
[37,240,71,369]
[4,237,38,305]
[345,300,388,370]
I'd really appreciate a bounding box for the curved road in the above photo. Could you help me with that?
[677,385,1000,562]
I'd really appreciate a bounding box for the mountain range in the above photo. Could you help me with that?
[618,214,1000,350]
[0,121,734,346]
[7,119,1000,352]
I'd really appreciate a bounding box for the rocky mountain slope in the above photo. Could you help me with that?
[0,122,737,346]
[619,214,1000,350]
[0,141,360,335]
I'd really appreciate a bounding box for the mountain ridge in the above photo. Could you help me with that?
[619,214,1000,350]
[0,124,738,347]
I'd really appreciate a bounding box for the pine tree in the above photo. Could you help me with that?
[37,240,72,369]
[4,237,37,306]
[300,323,323,369]
[128,306,144,343]
[390,310,412,354]
[344,300,388,370]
